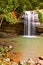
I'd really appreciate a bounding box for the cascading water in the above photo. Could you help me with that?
[24,11,38,37]
[24,11,31,35]
[31,11,36,35]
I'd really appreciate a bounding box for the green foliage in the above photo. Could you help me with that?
[0,0,43,25]
[0,47,3,51]
[0,0,17,25]
[38,11,43,24]
[0,62,6,65]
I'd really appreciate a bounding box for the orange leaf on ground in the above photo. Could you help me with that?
[6,51,22,63]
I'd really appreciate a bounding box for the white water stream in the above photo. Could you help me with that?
[24,11,38,37]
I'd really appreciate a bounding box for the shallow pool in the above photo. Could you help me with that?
[11,36,43,60]
[0,36,43,60]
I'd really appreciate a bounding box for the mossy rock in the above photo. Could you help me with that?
[0,47,3,52]
[40,33,43,36]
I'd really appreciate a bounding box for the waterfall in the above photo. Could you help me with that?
[24,11,38,37]
[24,11,31,35]
[31,11,36,35]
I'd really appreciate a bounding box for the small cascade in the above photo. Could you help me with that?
[31,11,36,35]
[24,11,38,37]
[24,11,31,35]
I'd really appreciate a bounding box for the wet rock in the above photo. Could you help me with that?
[4,58,10,62]
[12,62,18,65]
[19,60,28,65]
[8,45,13,49]
[0,42,5,46]
[0,32,8,38]
[38,57,43,60]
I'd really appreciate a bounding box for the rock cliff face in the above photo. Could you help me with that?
[20,11,41,36]
[36,26,43,35]
[0,11,43,36]
[1,22,24,36]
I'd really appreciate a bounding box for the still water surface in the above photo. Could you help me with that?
[12,37,43,60]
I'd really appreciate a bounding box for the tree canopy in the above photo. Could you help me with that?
[0,0,43,25]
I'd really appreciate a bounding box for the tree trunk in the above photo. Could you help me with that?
[0,18,3,27]
[0,18,3,31]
